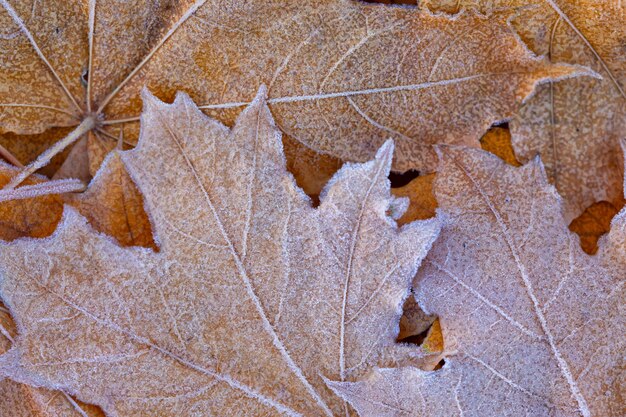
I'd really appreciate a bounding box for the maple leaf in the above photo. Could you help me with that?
[0,88,440,416]
[424,0,626,221]
[0,0,587,195]
[327,144,625,416]
[0,150,154,416]
[1,306,103,417]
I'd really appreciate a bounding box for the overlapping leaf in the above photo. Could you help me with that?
[328,145,625,416]
[0,150,154,416]
[425,0,626,220]
[0,0,586,191]
[0,88,440,416]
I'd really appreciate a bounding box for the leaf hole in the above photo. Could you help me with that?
[397,321,433,345]
[397,294,437,344]
[389,169,420,188]
[81,69,89,87]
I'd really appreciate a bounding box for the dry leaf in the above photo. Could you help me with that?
[0,149,153,416]
[1,308,102,417]
[0,163,63,239]
[391,174,437,225]
[397,295,436,342]
[64,151,155,249]
[283,135,343,201]
[569,200,621,255]
[0,0,586,183]
[0,151,151,247]
[477,125,623,254]
[0,127,74,176]
[425,0,626,221]
[0,88,440,416]
[479,125,522,167]
[328,145,625,416]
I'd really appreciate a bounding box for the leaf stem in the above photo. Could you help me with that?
[0,143,24,168]
[0,178,85,202]
[4,117,95,190]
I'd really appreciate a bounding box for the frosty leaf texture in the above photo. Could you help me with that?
[329,145,625,416]
[0,87,440,416]
[0,0,588,181]
[426,0,626,221]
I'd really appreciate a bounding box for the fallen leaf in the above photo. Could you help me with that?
[64,151,155,249]
[0,163,63,240]
[569,200,621,255]
[479,125,521,167]
[397,295,436,342]
[328,145,625,416]
[0,0,586,185]
[424,0,626,221]
[283,134,342,202]
[0,149,153,416]
[391,174,437,225]
[0,151,152,247]
[1,306,103,417]
[0,88,440,416]
[0,127,75,176]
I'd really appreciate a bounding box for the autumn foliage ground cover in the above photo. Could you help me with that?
[0,0,624,416]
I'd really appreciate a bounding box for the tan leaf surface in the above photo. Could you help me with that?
[0,89,440,416]
[397,295,436,342]
[425,0,626,221]
[1,0,586,181]
[328,146,625,416]
[64,151,155,249]
[0,163,63,240]
[0,127,75,176]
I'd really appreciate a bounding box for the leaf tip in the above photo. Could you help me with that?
[375,139,395,173]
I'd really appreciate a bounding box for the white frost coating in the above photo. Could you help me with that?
[0,88,441,416]
[418,146,622,416]
[0,178,85,202]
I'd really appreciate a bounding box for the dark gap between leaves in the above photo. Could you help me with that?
[389,169,420,188]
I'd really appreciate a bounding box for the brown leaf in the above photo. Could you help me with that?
[0,88,440,415]
[0,164,63,240]
[569,200,621,255]
[0,0,586,182]
[479,126,521,167]
[392,173,437,225]
[425,0,626,221]
[328,145,625,416]
[0,127,75,176]
[64,151,155,249]
[397,295,436,342]
[283,134,342,201]
[0,151,152,247]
